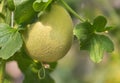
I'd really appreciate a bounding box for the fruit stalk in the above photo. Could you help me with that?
[60,0,85,22]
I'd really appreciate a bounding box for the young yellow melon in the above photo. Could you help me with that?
[22,4,73,62]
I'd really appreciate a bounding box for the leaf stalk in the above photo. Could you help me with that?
[60,0,85,22]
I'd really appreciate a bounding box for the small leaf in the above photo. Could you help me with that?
[93,16,107,32]
[0,23,23,59]
[74,21,93,41]
[74,21,94,50]
[89,35,104,63]
[89,35,114,63]
[14,0,37,24]
[33,0,52,12]
[99,35,114,52]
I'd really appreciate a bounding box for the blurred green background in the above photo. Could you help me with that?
[51,0,120,83]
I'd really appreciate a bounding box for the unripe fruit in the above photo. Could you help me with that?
[22,4,73,62]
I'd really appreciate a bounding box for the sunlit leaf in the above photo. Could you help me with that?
[89,35,114,63]
[0,23,23,59]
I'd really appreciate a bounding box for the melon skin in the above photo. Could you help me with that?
[23,4,73,62]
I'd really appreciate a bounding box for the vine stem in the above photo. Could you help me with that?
[0,60,6,83]
[37,62,46,79]
[11,11,14,27]
[60,0,85,22]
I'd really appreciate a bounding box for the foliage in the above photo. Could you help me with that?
[74,16,114,63]
[0,23,22,59]
[0,0,115,82]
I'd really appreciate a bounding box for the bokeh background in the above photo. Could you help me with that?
[4,0,120,83]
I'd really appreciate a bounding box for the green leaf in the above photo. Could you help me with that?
[0,24,14,47]
[0,23,23,59]
[89,35,114,63]
[74,17,114,63]
[14,0,37,24]
[7,0,15,11]
[93,16,107,32]
[99,35,114,52]
[33,0,52,12]
[73,21,94,50]
[74,21,93,41]
[89,35,104,63]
